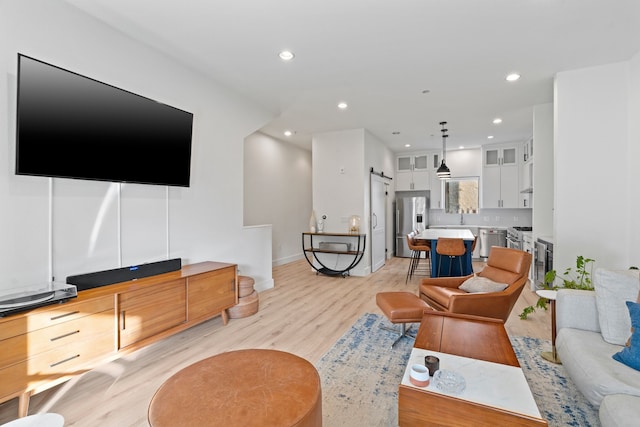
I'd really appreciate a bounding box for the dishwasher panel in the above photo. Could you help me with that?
[479,228,506,258]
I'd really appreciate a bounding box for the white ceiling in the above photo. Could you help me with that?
[64,0,640,152]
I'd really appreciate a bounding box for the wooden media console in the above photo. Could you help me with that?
[0,261,237,418]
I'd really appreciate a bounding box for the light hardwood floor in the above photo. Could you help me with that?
[0,256,550,426]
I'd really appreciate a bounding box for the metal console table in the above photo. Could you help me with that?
[302,232,366,277]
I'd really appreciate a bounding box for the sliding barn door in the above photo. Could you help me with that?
[370,174,388,272]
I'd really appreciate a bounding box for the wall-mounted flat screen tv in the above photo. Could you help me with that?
[16,54,193,187]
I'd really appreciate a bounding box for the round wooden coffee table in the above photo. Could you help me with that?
[148,349,322,427]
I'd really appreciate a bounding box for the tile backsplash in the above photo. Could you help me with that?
[428,208,532,228]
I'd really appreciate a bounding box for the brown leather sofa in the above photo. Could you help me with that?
[419,246,532,322]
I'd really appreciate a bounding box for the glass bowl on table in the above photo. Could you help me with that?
[433,369,466,394]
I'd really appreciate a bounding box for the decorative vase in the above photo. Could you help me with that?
[309,211,317,233]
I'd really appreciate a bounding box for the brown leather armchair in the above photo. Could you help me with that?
[419,246,532,322]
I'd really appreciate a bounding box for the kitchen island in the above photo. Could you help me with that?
[417,229,475,277]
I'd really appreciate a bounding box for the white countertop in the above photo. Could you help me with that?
[401,348,542,419]
[418,229,475,240]
[429,225,507,230]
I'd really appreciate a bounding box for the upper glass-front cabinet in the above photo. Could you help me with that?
[484,146,517,167]
[413,154,428,170]
[397,156,413,171]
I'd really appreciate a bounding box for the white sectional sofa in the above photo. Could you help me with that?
[556,269,640,427]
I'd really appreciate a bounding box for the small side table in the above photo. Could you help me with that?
[536,289,561,364]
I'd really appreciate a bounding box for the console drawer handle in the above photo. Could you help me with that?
[50,354,80,368]
[50,330,80,341]
[50,311,79,321]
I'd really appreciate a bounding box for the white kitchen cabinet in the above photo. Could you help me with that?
[413,154,428,170]
[520,159,533,192]
[484,144,518,168]
[396,153,429,191]
[429,174,443,209]
[519,160,533,208]
[428,150,443,208]
[429,151,441,170]
[523,137,533,163]
[482,143,520,208]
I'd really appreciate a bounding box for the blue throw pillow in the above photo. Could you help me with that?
[612,301,640,371]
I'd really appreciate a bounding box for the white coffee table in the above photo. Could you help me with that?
[0,413,64,427]
[401,348,544,424]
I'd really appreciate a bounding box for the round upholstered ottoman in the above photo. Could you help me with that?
[148,349,322,427]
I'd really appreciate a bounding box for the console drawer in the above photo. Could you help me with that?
[0,308,115,368]
[0,296,114,341]
[0,329,114,400]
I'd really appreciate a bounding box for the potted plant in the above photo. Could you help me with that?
[519,255,595,319]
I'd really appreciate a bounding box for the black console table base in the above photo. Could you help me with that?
[302,232,366,277]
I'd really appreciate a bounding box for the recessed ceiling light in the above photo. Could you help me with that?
[493,118,502,124]
[405,144,411,148]
[337,102,348,110]
[458,146,465,150]
[279,50,295,61]
[487,135,494,139]
[506,73,521,82]
[284,130,293,137]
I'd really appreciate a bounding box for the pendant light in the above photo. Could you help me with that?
[436,121,451,180]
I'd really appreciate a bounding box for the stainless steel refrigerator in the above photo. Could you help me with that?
[395,191,430,257]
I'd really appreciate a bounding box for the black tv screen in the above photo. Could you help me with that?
[16,54,193,187]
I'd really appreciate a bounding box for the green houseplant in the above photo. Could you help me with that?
[519,255,595,320]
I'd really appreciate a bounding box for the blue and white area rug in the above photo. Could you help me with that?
[316,313,599,427]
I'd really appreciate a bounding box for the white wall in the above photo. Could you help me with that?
[0,0,275,292]
[554,58,638,271]
[629,53,640,267]
[364,130,396,260]
[312,129,367,275]
[244,132,312,266]
[448,148,481,177]
[312,129,366,232]
[311,128,394,275]
[532,103,554,239]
